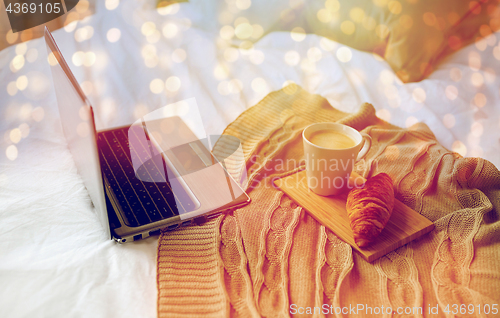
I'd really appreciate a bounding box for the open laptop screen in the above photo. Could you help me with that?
[44,27,111,239]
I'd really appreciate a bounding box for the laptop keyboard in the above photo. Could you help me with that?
[97,126,197,227]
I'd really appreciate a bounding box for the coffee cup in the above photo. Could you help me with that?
[302,123,371,196]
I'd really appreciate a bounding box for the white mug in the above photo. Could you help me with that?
[303,123,372,196]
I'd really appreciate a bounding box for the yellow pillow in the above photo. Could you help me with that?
[157,0,187,8]
[306,0,500,82]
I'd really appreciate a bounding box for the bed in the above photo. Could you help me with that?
[0,0,499,317]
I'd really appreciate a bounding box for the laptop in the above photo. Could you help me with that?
[44,27,250,243]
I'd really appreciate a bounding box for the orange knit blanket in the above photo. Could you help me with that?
[157,85,500,317]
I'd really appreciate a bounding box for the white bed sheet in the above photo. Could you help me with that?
[1,0,499,317]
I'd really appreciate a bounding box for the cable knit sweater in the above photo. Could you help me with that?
[157,85,500,317]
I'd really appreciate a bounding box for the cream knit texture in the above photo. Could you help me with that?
[157,85,500,317]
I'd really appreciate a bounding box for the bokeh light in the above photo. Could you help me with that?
[19,103,32,120]
[224,48,239,62]
[6,30,18,44]
[6,145,18,161]
[72,51,85,66]
[238,40,253,51]
[213,64,229,80]
[317,9,334,23]
[26,48,38,63]
[47,52,59,66]
[150,78,164,94]
[348,68,366,86]
[172,49,186,63]
[450,67,462,82]
[282,80,297,95]
[21,29,33,42]
[373,0,388,7]
[75,0,90,13]
[252,24,264,39]
[399,15,413,29]
[384,84,398,100]
[349,7,365,23]
[19,123,30,138]
[134,104,149,119]
[251,77,268,93]
[336,46,352,62]
[217,79,243,95]
[31,107,44,122]
[157,3,179,15]
[375,24,389,39]
[320,38,337,51]
[15,43,27,55]
[384,145,400,161]
[379,69,394,85]
[220,25,234,40]
[64,15,78,33]
[147,30,161,44]
[471,122,483,137]
[7,82,18,96]
[469,146,483,157]
[234,17,249,27]
[307,47,322,62]
[493,45,500,60]
[218,11,233,25]
[142,22,156,36]
[300,57,315,72]
[77,122,90,137]
[341,21,355,35]
[447,12,460,25]
[249,50,265,65]
[141,44,158,68]
[376,109,391,122]
[78,106,90,121]
[471,72,484,87]
[83,52,96,67]
[217,81,230,96]
[362,16,377,30]
[284,50,300,66]
[412,87,426,103]
[468,51,481,71]
[484,68,496,83]
[325,0,340,12]
[475,38,488,51]
[162,23,178,39]
[474,93,487,107]
[165,76,181,92]
[105,0,119,10]
[230,79,243,94]
[75,26,94,42]
[423,12,437,26]
[290,27,306,42]
[81,81,94,96]
[452,140,467,156]
[107,28,121,43]
[405,116,419,128]
[388,1,402,15]
[235,23,253,39]
[443,113,455,128]
[235,0,251,10]
[467,132,480,147]
[445,85,458,100]
[10,129,22,144]
[16,76,28,91]
[11,55,25,72]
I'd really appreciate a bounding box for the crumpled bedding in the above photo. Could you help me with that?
[0,0,499,317]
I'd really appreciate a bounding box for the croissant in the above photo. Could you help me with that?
[346,173,395,248]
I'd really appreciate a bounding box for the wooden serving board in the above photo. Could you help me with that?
[273,170,434,262]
